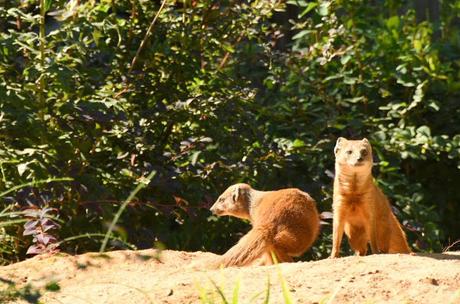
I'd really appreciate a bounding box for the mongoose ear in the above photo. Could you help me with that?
[334,137,345,154]
[232,185,240,202]
[362,138,372,153]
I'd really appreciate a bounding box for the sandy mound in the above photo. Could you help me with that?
[1,249,459,303]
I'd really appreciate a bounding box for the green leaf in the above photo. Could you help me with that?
[396,77,416,87]
[287,0,308,7]
[93,30,102,46]
[299,2,318,17]
[344,96,365,103]
[17,163,28,176]
[386,16,400,29]
[44,0,53,13]
[191,151,201,166]
[427,55,437,71]
[405,80,427,113]
[120,169,133,177]
[292,139,305,148]
[344,77,358,85]
[317,2,330,16]
[97,4,111,13]
[340,54,351,65]
[428,101,440,111]
[417,125,431,137]
[379,88,392,98]
[413,39,422,53]
[292,30,310,40]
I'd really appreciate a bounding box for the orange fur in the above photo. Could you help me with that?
[210,184,320,267]
[330,137,411,258]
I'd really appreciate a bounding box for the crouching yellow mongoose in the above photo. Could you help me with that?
[210,183,320,267]
[330,137,411,258]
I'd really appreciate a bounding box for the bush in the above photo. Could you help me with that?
[1,0,459,264]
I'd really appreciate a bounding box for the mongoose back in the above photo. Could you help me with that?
[210,183,320,267]
[330,137,411,258]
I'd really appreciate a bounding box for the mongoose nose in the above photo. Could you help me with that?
[210,204,219,215]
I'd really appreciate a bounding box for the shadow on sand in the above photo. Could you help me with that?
[413,252,460,261]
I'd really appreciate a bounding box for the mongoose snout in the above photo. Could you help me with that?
[210,183,251,220]
[210,201,224,215]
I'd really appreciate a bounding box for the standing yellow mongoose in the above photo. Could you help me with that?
[330,137,411,258]
[210,183,320,267]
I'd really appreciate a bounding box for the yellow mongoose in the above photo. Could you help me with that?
[210,183,320,267]
[330,137,411,258]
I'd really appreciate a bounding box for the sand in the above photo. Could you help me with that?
[1,249,459,303]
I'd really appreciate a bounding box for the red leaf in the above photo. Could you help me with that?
[23,227,36,236]
[23,220,39,230]
[26,244,44,255]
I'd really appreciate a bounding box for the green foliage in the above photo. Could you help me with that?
[198,276,272,304]
[44,281,60,292]
[198,265,294,304]
[1,0,460,263]
[0,281,42,303]
[99,170,156,252]
[261,0,460,253]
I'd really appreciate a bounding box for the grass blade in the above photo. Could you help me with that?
[196,282,210,304]
[263,276,270,304]
[278,270,294,304]
[248,290,265,303]
[60,233,136,250]
[210,279,229,304]
[99,171,156,252]
[232,277,240,304]
[0,177,73,198]
[271,251,294,304]
[0,219,27,228]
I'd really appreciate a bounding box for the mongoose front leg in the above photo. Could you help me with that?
[370,212,379,254]
[330,211,344,258]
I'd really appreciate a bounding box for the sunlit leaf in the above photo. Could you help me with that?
[44,0,53,13]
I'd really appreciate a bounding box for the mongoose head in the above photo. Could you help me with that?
[210,183,252,220]
[334,137,373,171]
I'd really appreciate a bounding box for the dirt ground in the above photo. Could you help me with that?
[1,249,460,304]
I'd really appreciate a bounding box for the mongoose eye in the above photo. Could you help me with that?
[361,149,368,156]
[232,193,237,202]
[346,150,353,155]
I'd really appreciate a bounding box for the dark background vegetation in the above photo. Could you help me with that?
[1,0,459,264]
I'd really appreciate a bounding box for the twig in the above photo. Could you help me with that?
[38,0,46,124]
[128,0,168,74]
[218,32,244,70]
[443,239,460,253]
